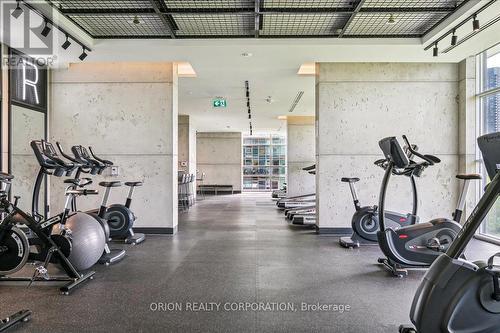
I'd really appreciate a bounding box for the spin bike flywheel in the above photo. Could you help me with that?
[0,227,29,276]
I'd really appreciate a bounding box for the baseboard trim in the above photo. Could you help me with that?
[315,227,352,236]
[134,226,178,235]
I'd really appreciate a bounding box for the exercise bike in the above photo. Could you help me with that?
[0,170,97,295]
[339,157,421,248]
[0,310,31,332]
[376,135,465,277]
[74,145,145,245]
[400,131,500,333]
[56,143,126,265]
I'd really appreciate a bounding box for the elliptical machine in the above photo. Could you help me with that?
[400,131,500,333]
[340,157,421,248]
[376,136,464,277]
[0,310,31,332]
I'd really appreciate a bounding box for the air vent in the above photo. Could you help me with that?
[289,91,304,113]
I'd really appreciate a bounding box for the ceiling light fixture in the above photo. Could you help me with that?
[11,0,23,18]
[61,35,71,49]
[41,20,51,37]
[472,14,480,31]
[79,47,88,61]
[132,15,141,25]
[433,43,439,57]
[387,14,397,25]
[450,29,458,46]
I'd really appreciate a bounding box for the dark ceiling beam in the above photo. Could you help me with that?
[338,0,366,38]
[60,6,458,16]
[255,0,261,38]
[147,0,176,38]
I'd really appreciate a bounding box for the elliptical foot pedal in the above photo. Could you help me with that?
[98,248,126,266]
[125,232,146,245]
[339,236,360,249]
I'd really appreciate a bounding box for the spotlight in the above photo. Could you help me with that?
[41,21,51,37]
[61,35,71,49]
[132,16,141,25]
[387,14,397,25]
[11,0,23,19]
[472,14,480,31]
[79,47,88,61]
[433,43,439,57]
[451,30,458,46]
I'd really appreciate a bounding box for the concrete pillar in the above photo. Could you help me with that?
[287,116,315,197]
[178,115,197,174]
[196,132,242,192]
[50,62,178,234]
[316,63,460,234]
[458,57,479,217]
[178,114,197,197]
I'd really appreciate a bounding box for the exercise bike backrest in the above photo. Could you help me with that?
[31,140,79,177]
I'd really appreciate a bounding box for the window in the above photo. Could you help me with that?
[242,134,286,191]
[477,43,500,240]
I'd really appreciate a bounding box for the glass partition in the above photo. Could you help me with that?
[477,44,500,240]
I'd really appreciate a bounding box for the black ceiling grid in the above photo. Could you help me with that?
[245,80,253,136]
[46,0,469,39]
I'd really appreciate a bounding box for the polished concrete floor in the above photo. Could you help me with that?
[1,193,499,333]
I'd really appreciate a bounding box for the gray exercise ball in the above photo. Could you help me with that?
[53,212,106,271]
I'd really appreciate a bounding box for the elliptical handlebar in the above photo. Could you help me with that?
[88,147,113,167]
[402,135,441,166]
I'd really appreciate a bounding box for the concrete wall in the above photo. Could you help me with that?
[287,116,316,197]
[316,63,460,233]
[197,132,242,192]
[10,105,45,213]
[50,62,178,233]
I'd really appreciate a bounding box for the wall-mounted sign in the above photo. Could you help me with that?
[212,98,227,108]
[9,50,47,112]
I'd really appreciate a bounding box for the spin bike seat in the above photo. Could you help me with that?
[341,177,359,183]
[99,181,122,188]
[125,181,143,187]
[456,173,482,180]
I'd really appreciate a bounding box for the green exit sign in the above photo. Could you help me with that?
[213,98,227,108]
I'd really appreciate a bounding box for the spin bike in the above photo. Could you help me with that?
[0,170,96,295]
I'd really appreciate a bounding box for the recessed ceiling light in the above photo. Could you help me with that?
[241,52,253,57]
[387,14,397,25]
